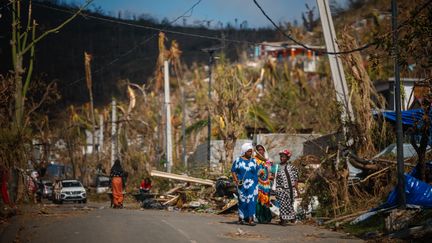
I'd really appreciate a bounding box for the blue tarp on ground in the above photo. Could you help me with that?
[377,163,432,209]
[380,108,423,126]
[381,174,432,209]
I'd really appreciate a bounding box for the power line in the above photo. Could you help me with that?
[34,1,287,88]
[33,0,204,88]
[252,0,378,55]
[34,2,291,48]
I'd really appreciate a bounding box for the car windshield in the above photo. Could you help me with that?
[99,181,110,187]
[62,181,82,187]
[44,182,53,186]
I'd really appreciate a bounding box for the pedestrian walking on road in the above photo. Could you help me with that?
[110,159,124,208]
[231,142,258,226]
[254,144,273,224]
[275,149,299,226]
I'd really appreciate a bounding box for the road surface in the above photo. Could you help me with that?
[0,201,362,243]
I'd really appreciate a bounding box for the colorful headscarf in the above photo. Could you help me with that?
[255,144,269,162]
[279,149,292,157]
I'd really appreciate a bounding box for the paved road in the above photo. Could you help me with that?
[0,201,363,243]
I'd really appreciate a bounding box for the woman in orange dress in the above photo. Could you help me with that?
[110,159,124,208]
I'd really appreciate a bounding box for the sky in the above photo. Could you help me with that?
[76,0,347,28]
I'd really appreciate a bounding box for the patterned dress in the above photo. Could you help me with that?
[275,163,298,221]
[231,157,258,220]
[255,157,272,223]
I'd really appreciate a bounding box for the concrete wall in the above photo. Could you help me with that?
[187,134,322,169]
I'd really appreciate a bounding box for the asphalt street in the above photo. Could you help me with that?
[0,201,363,243]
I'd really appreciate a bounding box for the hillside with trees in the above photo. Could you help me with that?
[0,0,281,108]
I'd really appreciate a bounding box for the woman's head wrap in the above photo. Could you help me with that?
[279,149,292,157]
[241,142,253,156]
[255,144,269,161]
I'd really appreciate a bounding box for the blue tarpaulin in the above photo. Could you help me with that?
[377,164,432,209]
[381,174,432,208]
[380,108,423,126]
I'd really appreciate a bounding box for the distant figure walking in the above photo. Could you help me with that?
[231,142,258,226]
[110,159,124,208]
[275,149,299,226]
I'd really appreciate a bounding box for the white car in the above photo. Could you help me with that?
[52,179,87,204]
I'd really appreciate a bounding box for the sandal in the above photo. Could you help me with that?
[279,220,288,226]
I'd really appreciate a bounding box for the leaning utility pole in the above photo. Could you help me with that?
[164,61,173,173]
[316,0,355,126]
[391,0,406,209]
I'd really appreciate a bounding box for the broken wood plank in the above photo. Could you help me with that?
[163,195,180,206]
[217,199,238,214]
[166,185,184,195]
[150,170,215,186]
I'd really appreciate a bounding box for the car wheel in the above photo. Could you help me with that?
[82,199,87,204]
[58,199,63,204]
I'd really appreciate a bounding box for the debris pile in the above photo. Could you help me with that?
[133,170,237,214]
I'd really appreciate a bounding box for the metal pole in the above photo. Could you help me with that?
[111,99,117,166]
[99,114,104,154]
[392,0,406,209]
[164,60,173,173]
[316,0,355,128]
[207,51,214,168]
[181,88,187,168]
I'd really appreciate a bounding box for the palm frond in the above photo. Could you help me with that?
[248,105,275,132]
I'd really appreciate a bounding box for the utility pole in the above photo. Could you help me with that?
[111,99,117,166]
[181,88,187,168]
[316,0,355,129]
[202,47,219,168]
[392,0,406,209]
[99,114,104,154]
[164,60,173,173]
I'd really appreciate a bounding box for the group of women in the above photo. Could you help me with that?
[231,142,299,226]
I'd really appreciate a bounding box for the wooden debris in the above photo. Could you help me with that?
[360,167,390,183]
[166,185,184,195]
[217,199,238,214]
[150,170,215,186]
[163,195,180,206]
[385,209,420,232]
[324,210,368,225]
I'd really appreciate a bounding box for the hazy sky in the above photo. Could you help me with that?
[76,0,347,28]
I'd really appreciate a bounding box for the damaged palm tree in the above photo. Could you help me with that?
[338,30,386,157]
[84,52,98,160]
[211,60,256,172]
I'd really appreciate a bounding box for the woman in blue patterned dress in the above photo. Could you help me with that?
[231,143,258,226]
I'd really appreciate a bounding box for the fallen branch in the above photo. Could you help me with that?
[361,166,390,183]
[324,210,368,225]
[372,158,416,167]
